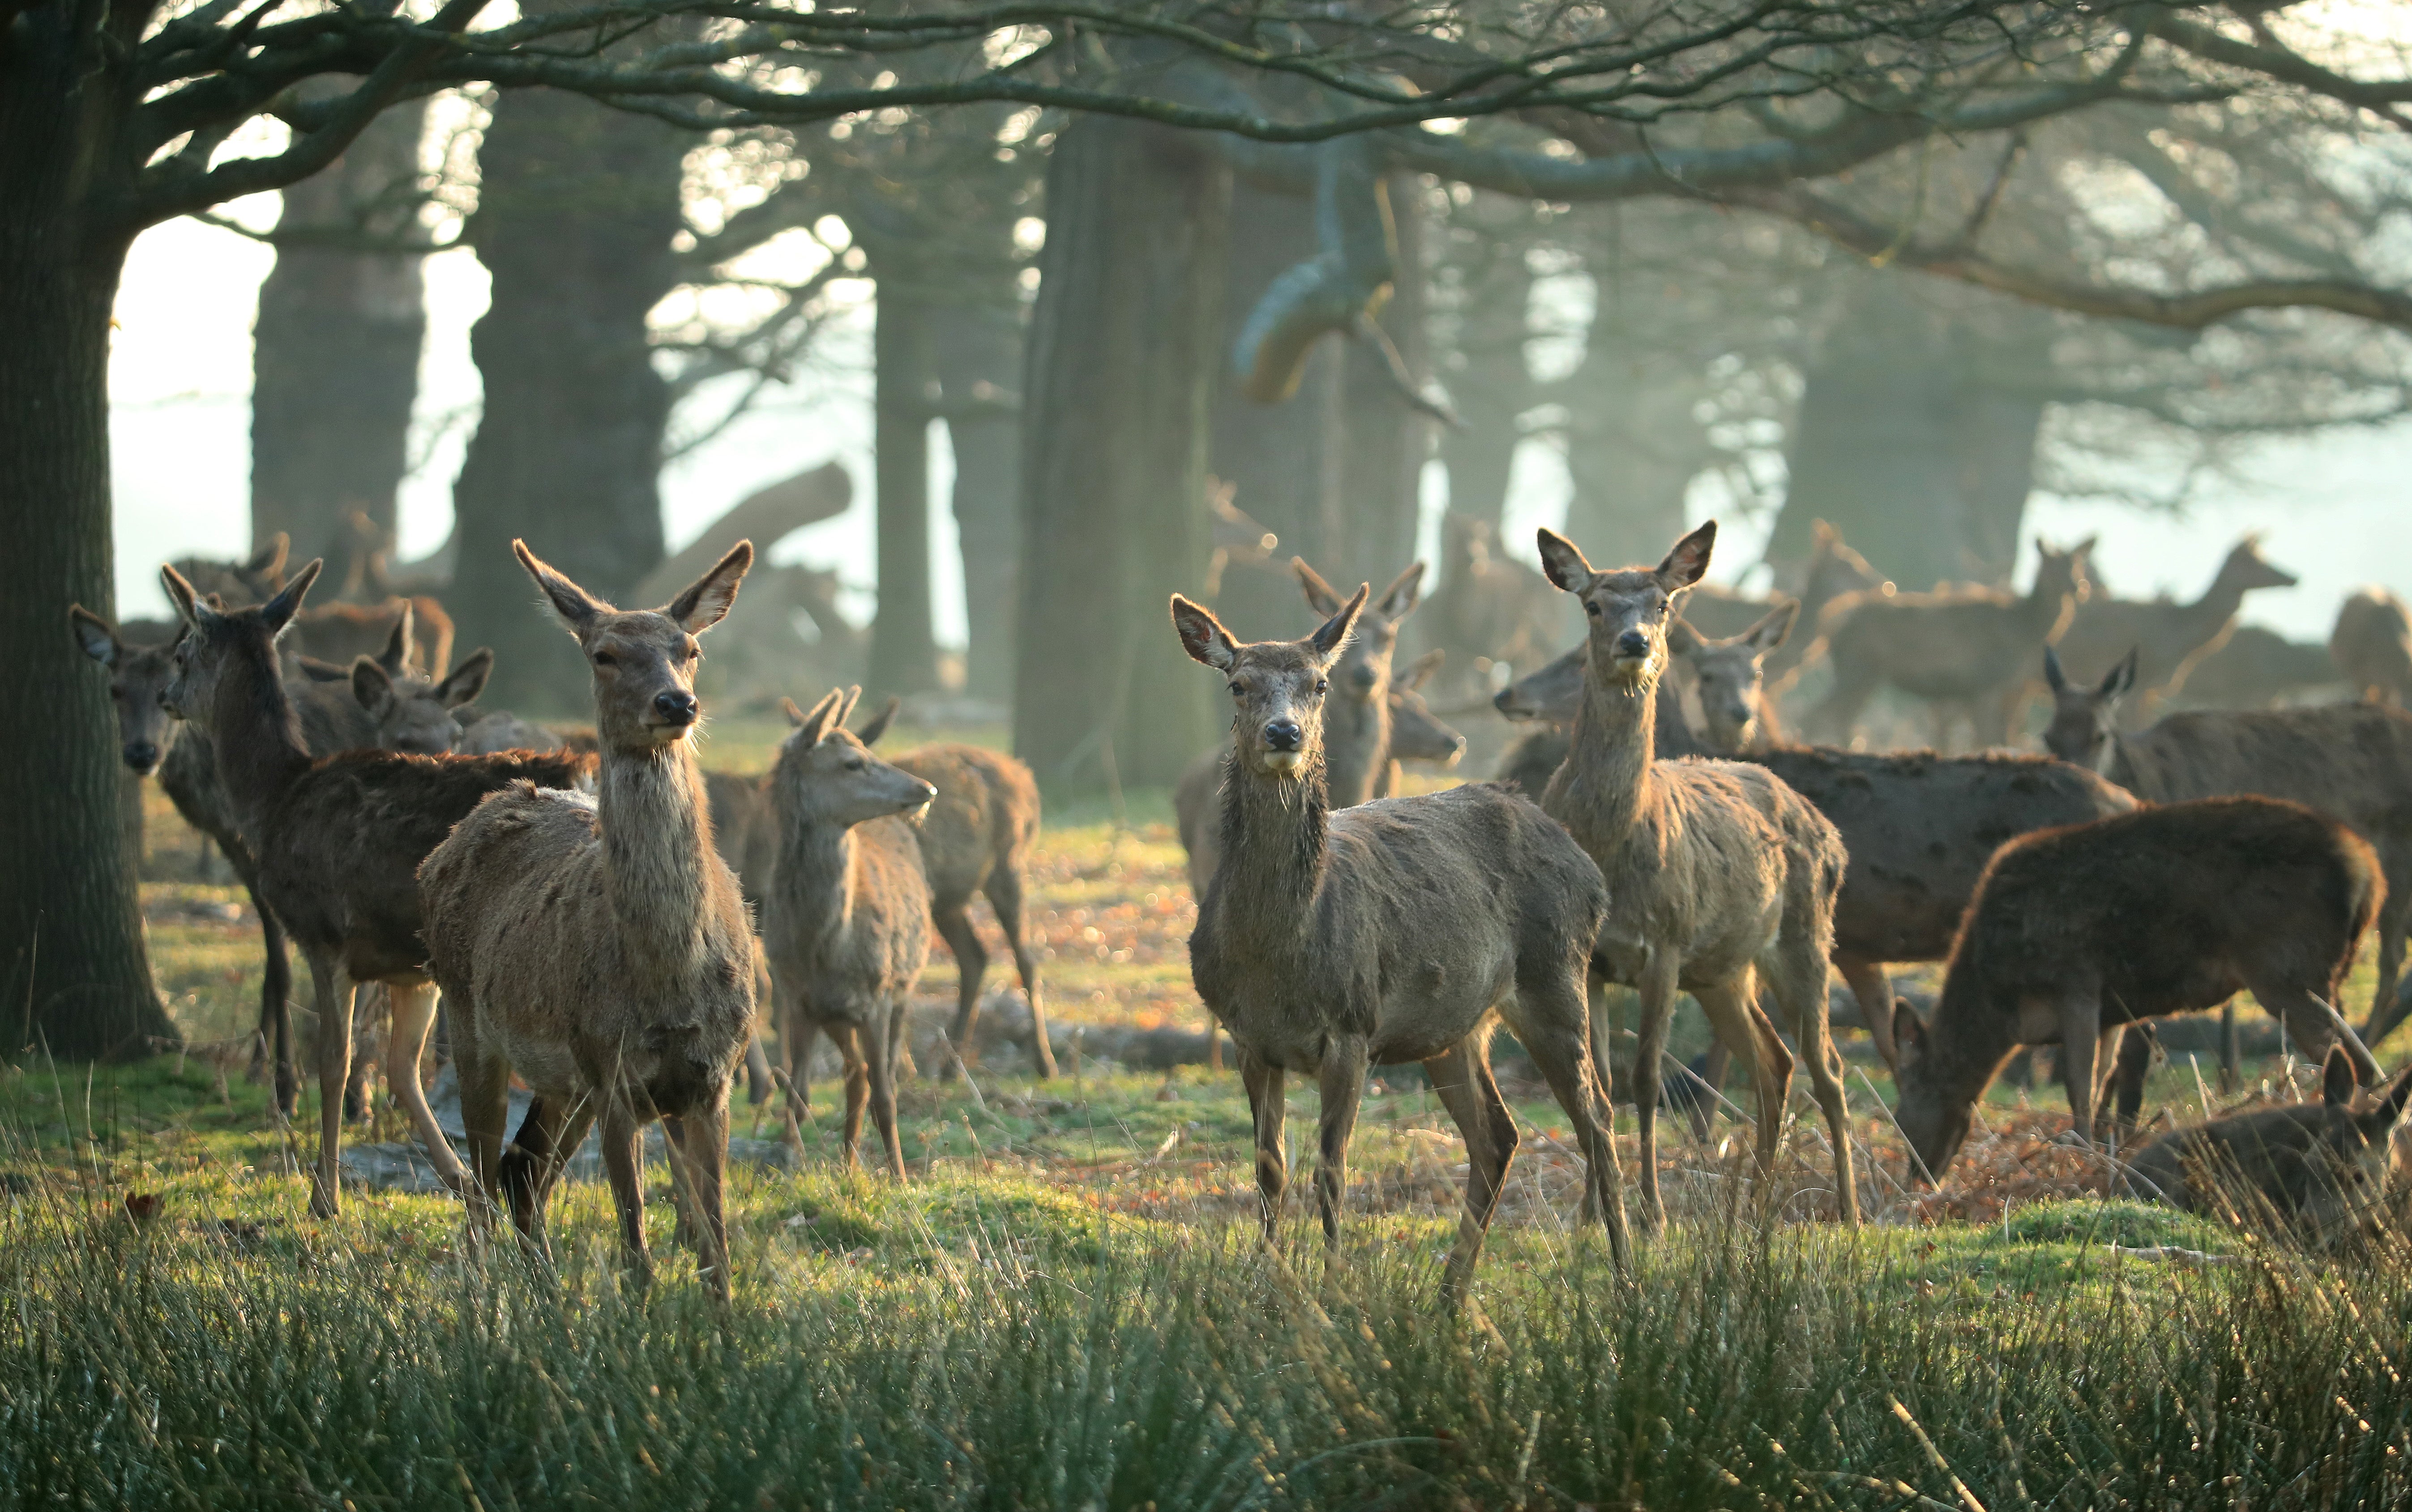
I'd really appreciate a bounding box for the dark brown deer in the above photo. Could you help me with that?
[156,561,592,1217]
[2332,586,2412,707]
[1892,796,2383,1182]
[759,688,936,1176]
[418,542,757,1295]
[2125,1044,2412,1243]
[2044,649,2412,1046]
[1173,588,1629,1299]
[1370,649,1466,795]
[2042,536,2297,720]
[1535,522,1859,1230]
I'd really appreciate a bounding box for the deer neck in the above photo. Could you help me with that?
[1562,649,1661,841]
[1212,748,1330,945]
[2022,575,2077,641]
[1323,693,1390,808]
[775,805,863,958]
[2176,568,2253,643]
[204,640,314,845]
[597,739,716,978]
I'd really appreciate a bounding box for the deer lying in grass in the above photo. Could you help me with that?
[419,542,757,1294]
[2044,649,2412,1046]
[1536,523,1859,1230]
[2042,535,2297,721]
[2125,1044,2412,1244]
[1172,588,1629,1298]
[760,688,936,1175]
[157,560,591,1216]
[2332,586,2412,707]
[1893,796,2383,1182]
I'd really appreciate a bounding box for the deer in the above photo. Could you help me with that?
[1892,796,2384,1183]
[1805,536,2095,749]
[2043,648,2412,1048]
[1535,523,1859,1230]
[2331,586,2412,707]
[1488,641,1701,796]
[2168,625,2344,711]
[173,532,456,676]
[757,688,937,1175]
[417,542,757,1295]
[1172,586,1629,1300]
[1370,649,1466,795]
[2037,535,2298,723]
[1419,513,1566,706]
[2124,1043,2412,1245]
[1674,522,1886,691]
[1668,599,1797,753]
[155,560,591,1217]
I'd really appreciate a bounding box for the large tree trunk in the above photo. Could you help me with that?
[1434,228,1533,529]
[1014,121,1229,794]
[447,88,688,711]
[867,285,941,699]
[249,101,428,576]
[934,298,1024,701]
[0,21,178,1059]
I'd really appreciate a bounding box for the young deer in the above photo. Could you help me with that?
[1536,522,1860,1231]
[1893,796,2384,1182]
[1173,588,1629,1301]
[758,688,937,1173]
[418,542,758,1295]
[156,562,591,1216]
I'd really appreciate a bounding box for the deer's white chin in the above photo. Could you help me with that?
[1258,750,1306,777]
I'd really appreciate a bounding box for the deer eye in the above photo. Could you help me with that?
[843,756,866,772]
[1314,679,1328,695]
[1584,602,1602,617]
[593,650,615,667]
[1228,681,1242,696]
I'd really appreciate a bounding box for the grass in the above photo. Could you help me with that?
[6,733,2405,1506]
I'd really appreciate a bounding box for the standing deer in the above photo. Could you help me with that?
[1535,522,1860,1230]
[156,560,591,1217]
[2332,586,2412,707]
[1893,796,2383,1182]
[2039,535,2297,722]
[418,542,757,1294]
[1172,588,1629,1299]
[757,689,937,1175]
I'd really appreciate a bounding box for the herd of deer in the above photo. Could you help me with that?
[66,509,2412,1300]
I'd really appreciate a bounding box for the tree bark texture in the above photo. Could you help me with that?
[0,8,178,1058]
[935,300,1025,700]
[868,285,941,699]
[448,87,688,711]
[1014,121,1229,794]
[250,100,428,571]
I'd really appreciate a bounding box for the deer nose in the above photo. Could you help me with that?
[1614,629,1650,659]
[122,741,159,773]
[653,690,699,725]
[1346,665,1377,695]
[1263,719,1304,752]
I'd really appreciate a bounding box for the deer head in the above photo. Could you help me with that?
[1172,584,1367,782]
[2032,536,2096,609]
[352,648,495,756]
[1294,558,1423,705]
[1387,650,1465,766]
[1535,521,1717,688]
[159,557,324,725]
[515,539,751,754]
[1493,641,1587,725]
[2215,534,2297,595]
[773,687,936,827]
[1671,598,1796,752]
[1888,1004,1966,1184]
[68,607,180,776]
[167,534,290,609]
[2040,646,2135,772]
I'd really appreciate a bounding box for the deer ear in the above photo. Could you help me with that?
[248,533,290,582]
[1893,1004,1929,1063]
[161,564,214,630]
[780,696,808,728]
[436,648,493,708]
[2043,646,2069,695]
[1309,584,1369,662]
[2376,1060,2412,1129]
[261,559,322,637]
[514,541,611,636]
[1403,649,1445,692]
[837,685,863,730]
[68,606,119,668]
[1171,594,1240,672]
[1749,598,1799,654]
[667,540,753,632]
[380,602,414,675]
[2324,1043,2359,1108]
[790,688,843,745]
[854,696,900,746]
[1535,528,1592,594]
[351,656,396,720]
[1377,562,1426,620]
[2104,649,2138,703]
[1292,558,1344,617]
[1657,521,1717,589]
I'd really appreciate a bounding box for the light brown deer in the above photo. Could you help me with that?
[1535,522,1860,1230]
[1806,537,2094,749]
[2043,650,2412,1047]
[1668,599,1797,753]
[1172,587,1628,1300]
[760,688,936,1175]
[2040,535,2297,720]
[2332,586,2412,707]
[156,561,593,1217]
[419,542,757,1294]
[1893,796,2383,1181]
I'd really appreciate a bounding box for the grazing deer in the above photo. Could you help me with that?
[2332,586,2412,707]
[1669,599,1798,753]
[1535,522,1859,1230]
[2125,1044,2412,1244]
[759,688,936,1175]
[419,542,757,1294]
[2041,536,2298,722]
[1893,796,2383,1182]
[2043,650,2412,1046]
[1172,587,1627,1298]
[156,561,592,1216]
[1806,537,2094,749]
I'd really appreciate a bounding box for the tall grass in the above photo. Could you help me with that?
[1,1175,2406,1511]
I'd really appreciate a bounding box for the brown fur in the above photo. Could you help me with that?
[2170,625,2343,710]
[2125,1045,2412,1244]
[2332,586,2412,707]
[1370,649,1465,796]
[1293,557,1424,807]
[1806,537,2094,748]
[1893,797,2384,1181]
[2042,536,2297,721]
[1535,521,1860,1230]
[295,597,455,680]
[1669,598,1797,754]
[419,541,757,1296]
[1489,641,1702,797]
[1173,588,1630,1301]
[761,688,937,1176]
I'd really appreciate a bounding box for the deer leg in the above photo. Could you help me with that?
[1693,979,1787,1181]
[1313,1037,1369,1252]
[744,1036,774,1107]
[1238,1050,1288,1246]
[384,982,469,1196]
[453,1029,512,1227]
[777,996,816,1150]
[1630,955,1681,1235]
[2055,991,2104,1149]
[302,952,356,1220]
[1773,936,1856,1226]
[1424,1042,1517,1304]
[344,983,381,1125]
[867,1006,908,1179]
[665,1092,732,1300]
[598,1101,653,1291]
[986,867,1056,1078]
[1836,953,1900,1069]
[834,1024,871,1170]
[2106,1023,2155,1147]
[501,1094,573,1253]
[245,874,299,1118]
[931,901,988,1080]
[1807,661,1877,746]
[1504,974,1632,1277]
